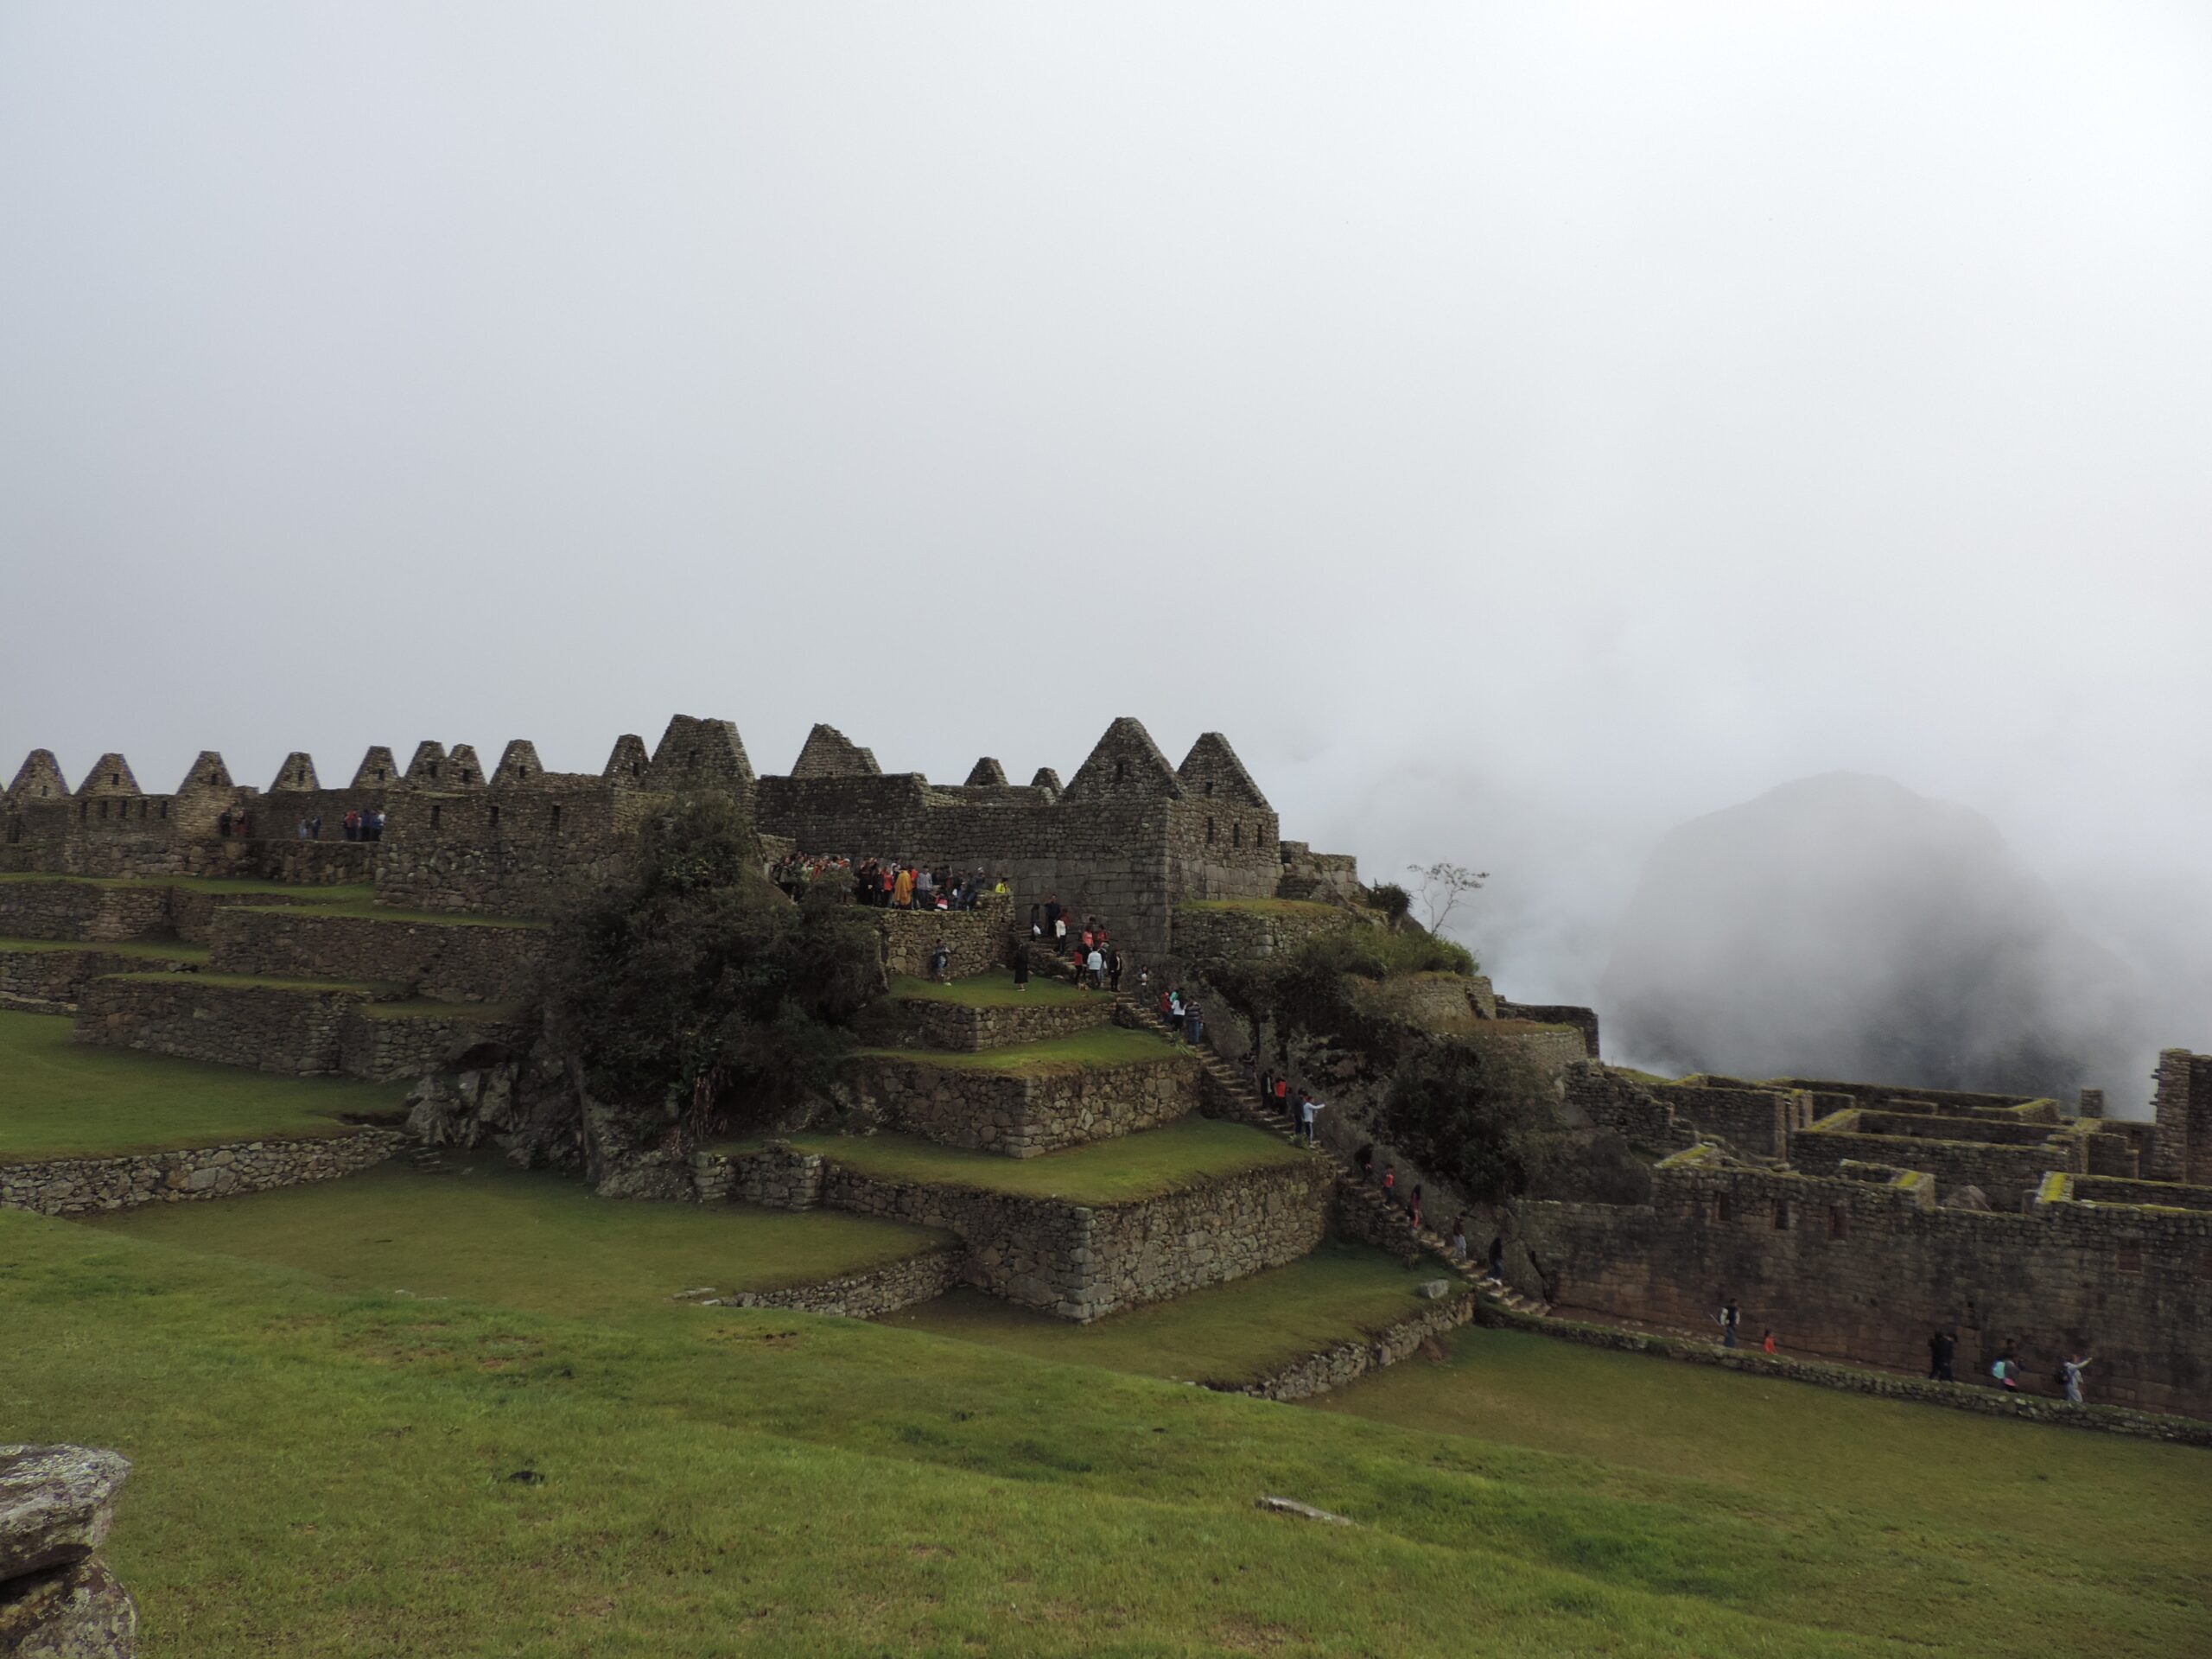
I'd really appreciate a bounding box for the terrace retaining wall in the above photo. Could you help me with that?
[860,992,1113,1052]
[702,1245,964,1319]
[0,948,199,1007]
[207,908,547,1002]
[0,1128,407,1217]
[843,1051,1200,1158]
[1229,1289,1478,1402]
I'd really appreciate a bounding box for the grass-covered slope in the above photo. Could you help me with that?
[785,1117,1306,1203]
[886,971,1090,1007]
[4,1205,2206,1656]
[84,1154,947,1317]
[852,1026,1177,1074]
[0,1009,402,1160]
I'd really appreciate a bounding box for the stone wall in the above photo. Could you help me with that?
[0,880,174,943]
[1516,1152,2212,1418]
[339,1007,530,1084]
[1788,1116,2079,1211]
[691,1144,827,1210]
[370,781,649,917]
[1659,1082,1808,1159]
[1492,1000,1601,1058]
[1560,1063,1700,1151]
[819,1156,1332,1320]
[859,991,1112,1052]
[1231,1289,1476,1402]
[842,1051,1200,1157]
[1170,901,1356,969]
[75,976,376,1076]
[702,1245,963,1319]
[2151,1047,2212,1185]
[0,1128,407,1217]
[871,898,1017,979]
[0,947,199,1007]
[207,907,547,1001]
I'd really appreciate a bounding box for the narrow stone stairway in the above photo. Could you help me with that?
[1113,988,1554,1319]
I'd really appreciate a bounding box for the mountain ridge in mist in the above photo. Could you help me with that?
[1600,772,2149,1109]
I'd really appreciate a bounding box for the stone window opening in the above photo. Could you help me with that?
[460,768,473,784]
[688,747,699,768]
[550,804,563,834]
[430,804,442,830]
[1828,1205,1847,1238]
[79,802,88,822]
[109,773,118,786]
[207,772,219,785]
[488,804,500,831]
[374,769,385,782]
[518,766,529,780]
[1232,822,1243,848]
[157,801,168,820]
[5,819,16,843]
[427,763,439,781]
[1714,1192,1732,1223]
[2117,1243,2143,1274]
[1772,1199,1790,1230]
[98,799,108,820]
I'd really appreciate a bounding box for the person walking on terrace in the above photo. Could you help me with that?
[1085,945,1105,990]
[1993,1344,2021,1391]
[1448,1221,1469,1262]
[1106,947,1122,994]
[2061,1351,2093,1405]
[1184,999,1204,1046]
[1928,1330,1956,1382]
[1761,1330,1777,1356]
[1274,1074,1291,1121]
[1717,1298,1742,1349]
[1012,944,1030,991]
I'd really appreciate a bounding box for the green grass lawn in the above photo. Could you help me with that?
[83,1154,947,1318]
[887,970,1090,1007]
[100,969,399,994]
[854,1024,1179,1073]
[3,1201,2204,1656]
[785,1117,1309,1203]
[884,1243,1443,1385]
[0,1009,403,1160]
[0,936,210,962]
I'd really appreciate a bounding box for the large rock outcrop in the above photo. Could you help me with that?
[0,1446,136,1656]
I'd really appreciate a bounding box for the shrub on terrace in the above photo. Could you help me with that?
[1379,1039,1567,1205]
[543,795,884,1143]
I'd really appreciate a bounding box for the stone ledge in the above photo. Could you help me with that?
[1217,1291,1478,1402]
[1473,1303,2212,1445]
[0,1128,409,1217]
[697,1245,963,1319]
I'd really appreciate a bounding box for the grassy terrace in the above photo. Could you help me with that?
[0,1009,401,1160]
[0,936,210,962]
[85,1154,947,1319]
[0,874,375,901]
[249,900,550,929]
[854,1024,1176,1073]
[353,998,524,1020]
[887,970,1090,1007]
[786,1116,1308,1203]
[5,1200,2204,1656]
[885,1243,1443,1386]
[102,969,401,995]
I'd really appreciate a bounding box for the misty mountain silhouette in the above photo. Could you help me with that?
[1600,772,2145,1100]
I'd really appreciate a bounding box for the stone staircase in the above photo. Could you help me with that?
[1113,988,1554,1319]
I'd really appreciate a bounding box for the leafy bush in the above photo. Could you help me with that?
[1379,1040,1567,1205]
[1365,881,1412,925]
[544,796,885,1141]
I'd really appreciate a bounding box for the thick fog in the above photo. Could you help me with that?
[4,6,2209,1109]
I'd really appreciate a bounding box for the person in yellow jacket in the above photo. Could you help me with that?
[893,866,915,908]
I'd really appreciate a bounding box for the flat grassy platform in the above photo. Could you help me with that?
[854,1024,1178,1073]
[101,969,399,995]
[0,1009,401,1161]
[0,874,375,901]
[786,1117,1307,1203]
[0,936,210,963]
[251,900,549,929]
[83,1153,947,1319]
[884,1243,1442,1386]
[887,970,1089,1007]
[4,1203,2204,1656]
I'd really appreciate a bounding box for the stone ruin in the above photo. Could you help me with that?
[0,1444,136,1656]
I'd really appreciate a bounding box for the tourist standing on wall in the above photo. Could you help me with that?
[1301,1096,1324,1148]
[1717,1299,1742,1349]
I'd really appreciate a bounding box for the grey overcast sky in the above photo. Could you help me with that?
[4,4,2209,1025]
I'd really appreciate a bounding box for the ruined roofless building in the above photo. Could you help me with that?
[2,715,1316,961]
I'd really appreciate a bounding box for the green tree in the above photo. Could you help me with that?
[1379,1040,1565,1205]
[544,795,884,1144]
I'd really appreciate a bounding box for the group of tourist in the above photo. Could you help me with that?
[1255,1063,1327,1147]
[766,853,1008,911]
[1967,1333,2096,1403]
[340,808,386,842]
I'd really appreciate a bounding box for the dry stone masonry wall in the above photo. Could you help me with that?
[843,1051,1200,1158]
[1,1128,407,1217]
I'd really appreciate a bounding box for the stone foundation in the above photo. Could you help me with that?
[819,1156,1332,1320]
[0,1128,407,1217]
[0,947,200,1006]
[861,991,1113,1052]
[843,1050,1199,1157]
[207,907,547,1002]
[1228,1290,1477,1402]
[701,1245,963,1318]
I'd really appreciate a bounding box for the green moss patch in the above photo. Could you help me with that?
[887,971,1090,1008]
[0,1008,400,1160]
[787,1117,1308,1203]
[853,1025,1179,1074]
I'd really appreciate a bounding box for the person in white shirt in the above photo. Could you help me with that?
[1300,1096,1324,1147]
[1085,947,1105,989]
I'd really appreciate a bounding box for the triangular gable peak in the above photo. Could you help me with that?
[177,752,232,793]
[790,723,881,779]
[647,715,754,793]
[1060,718,1184,804]
[492,740,544,788]
[1030,766,1063,793]
[351,747,398,788]
[1176,732,1270,810]
[405,741,449,785]
[445,745,486,788]
[7,750,69,803]
[268,753,320,792]
[76,753,142,797]
[963,757,1007,787]
[603,734,651,785]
